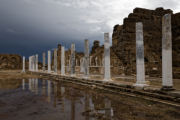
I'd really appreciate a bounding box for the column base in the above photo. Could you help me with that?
[53,72,58,75]
[161,86,174,91]
[70,74,76,77]
[83,76,89,79]
[103,78,113,81]
[133,83,148,88]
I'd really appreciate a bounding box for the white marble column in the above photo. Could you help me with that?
[30,56,32,71]
[80,57,85,73]
[35,54,38,71]
[104,33,111,81]
[48,50,51,73]
[162,14,173,89]
[134,22,146,87]
[71,44,76,76]
[84,39,89,78]
[42,52,46,71]
[22,56,25,72]
[32,56,35,71]
[68,58,71,73]
[29,56,31,71]
[54,49,57,73]
[61,46,65,75]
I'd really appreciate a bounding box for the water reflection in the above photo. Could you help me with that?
[22,79,25,90]
[47,80,51,102]
[0,78,177,120]
[22,78,115,120]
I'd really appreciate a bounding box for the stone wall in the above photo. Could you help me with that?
[0,54,22,70]
[112,7,180,78]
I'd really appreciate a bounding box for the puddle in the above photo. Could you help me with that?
[0,78,179,120]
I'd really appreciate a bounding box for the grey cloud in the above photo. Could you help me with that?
[0,0,179,58]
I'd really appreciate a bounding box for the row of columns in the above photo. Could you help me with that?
[135,14,173,89]
[27,55,38,72]
[24,14,173,89]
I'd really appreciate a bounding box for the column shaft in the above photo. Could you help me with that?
[61,46,65,75]
[54,49,57,73]
[104,33,111,81]
[84,39,89,78]
[135,22,146,86]
[71,44,75,75]
[162,14,173,88]
[48,51,51,73]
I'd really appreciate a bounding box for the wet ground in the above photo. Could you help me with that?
[0,78,180,120]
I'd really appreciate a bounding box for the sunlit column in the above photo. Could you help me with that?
[134,22,147,87]
[162,14,173,90]
[22,56,25,73]
[48,50,51,73]
[71,44,76,76]
[42,52,46,71]
[104,33,111,81]
[29,56,31,71]
[61,46,65,75]
[35,54,38,71]
[84,39,89,78]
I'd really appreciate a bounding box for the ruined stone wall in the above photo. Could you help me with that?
[0,54,22,70]
[112,7,180,78]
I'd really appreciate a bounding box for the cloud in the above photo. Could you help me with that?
[0,0,179,57]
[6,28,17,34]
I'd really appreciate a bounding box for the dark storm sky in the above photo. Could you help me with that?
[0,0,179,58]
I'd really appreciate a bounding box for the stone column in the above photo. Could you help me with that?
[68,58,71,73]
[104,33,111,81]
[42,52,46,71]
[32,56,35,71]
[61,46,65,75]
[22,56,25,72]
[35,54,38,71]
[162,14,173,90]
[71,44,76,76]
[54,49,57,73]
[84,39,89,78]
[30,56,32,71]
[80,57,85,73]
[29,56,31,71]
[48,50,51,73]
[134,22,146,87]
